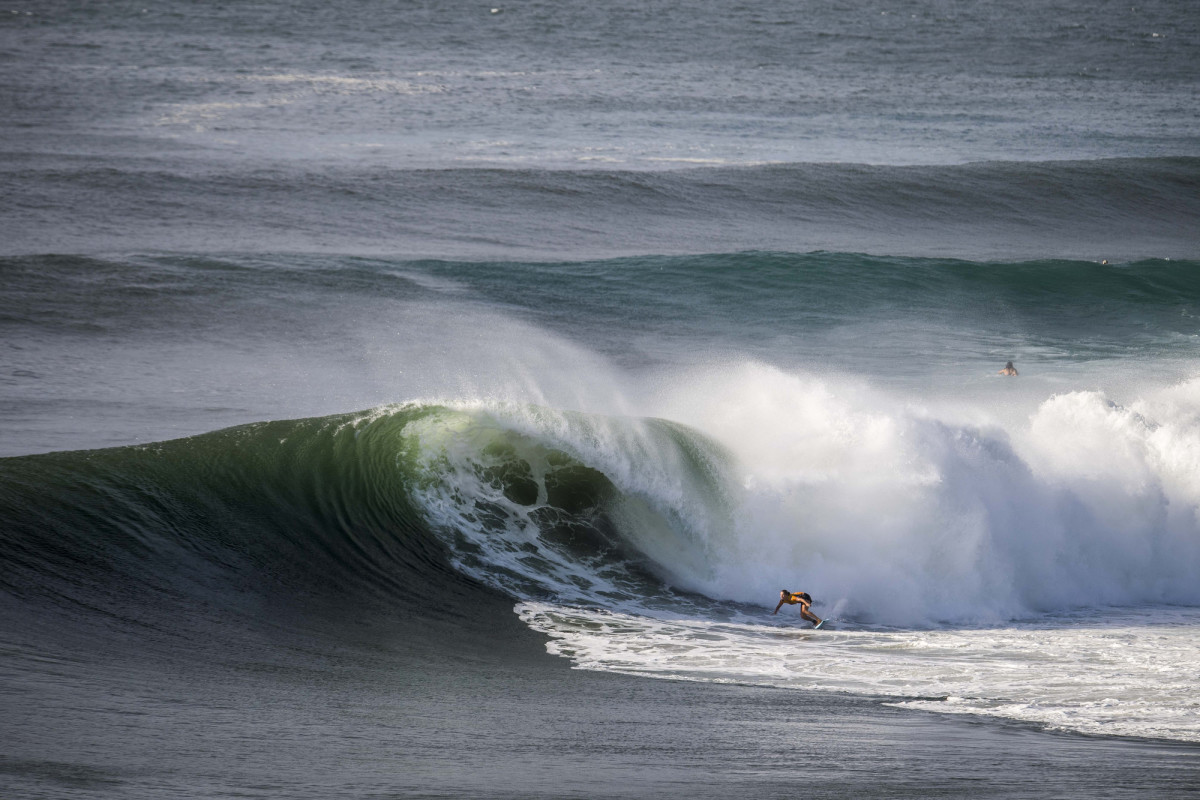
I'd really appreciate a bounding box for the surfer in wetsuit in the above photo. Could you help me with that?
[773,590,823,627]
[999,361,1018,376]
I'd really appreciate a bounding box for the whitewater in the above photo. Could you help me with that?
[389,357,1200,743]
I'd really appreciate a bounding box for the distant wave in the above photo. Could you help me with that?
[3,157,1198,258]
[4,249,1199,338]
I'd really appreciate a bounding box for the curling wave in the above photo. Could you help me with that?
[4,379,1200,629]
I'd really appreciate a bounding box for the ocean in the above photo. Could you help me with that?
[3,1,1200,797]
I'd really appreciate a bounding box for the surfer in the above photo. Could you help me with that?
[998,361,1018,376]
[774,590,823,627]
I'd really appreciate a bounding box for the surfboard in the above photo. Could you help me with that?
[813,620,825,630]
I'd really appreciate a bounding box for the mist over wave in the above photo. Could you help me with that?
[650,364,1200,624]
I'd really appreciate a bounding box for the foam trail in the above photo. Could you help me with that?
[517,603,1200,742]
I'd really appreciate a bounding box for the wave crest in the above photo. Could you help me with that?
[5,379,1200,627]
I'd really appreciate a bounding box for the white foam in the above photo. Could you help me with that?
[518,602,1200,742]
[644,363,1200,624]
[246,72,447,95]
[396,354,1200,625]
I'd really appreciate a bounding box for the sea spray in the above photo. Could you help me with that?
[641,362,1200,623]
[359,366,1200,627]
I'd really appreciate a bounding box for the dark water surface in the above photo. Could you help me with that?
[4,582,1200,800]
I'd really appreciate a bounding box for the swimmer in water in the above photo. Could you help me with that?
[999,361,1018,376]
[774,590,823,627]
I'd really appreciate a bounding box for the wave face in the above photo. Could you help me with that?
[0,409,447,615]
[0,404,715,615]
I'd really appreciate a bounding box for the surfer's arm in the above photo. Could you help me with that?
[773,599,785,614]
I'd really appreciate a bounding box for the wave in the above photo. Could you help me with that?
[4,251,1199,354]
[4,157,1198,258]
[0,404,724,624]
[5,375,1200,630]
